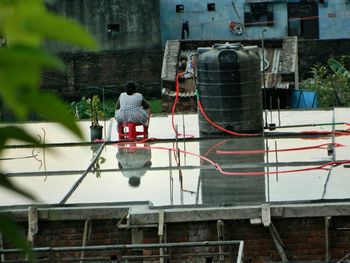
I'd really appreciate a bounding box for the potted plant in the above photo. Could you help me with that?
[89,95,104,141]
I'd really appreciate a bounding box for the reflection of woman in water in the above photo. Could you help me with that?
[116,143,152,187]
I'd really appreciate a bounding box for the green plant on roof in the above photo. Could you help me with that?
[89,95,104,127]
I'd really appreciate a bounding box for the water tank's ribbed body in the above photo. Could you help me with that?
[197,43,262,134]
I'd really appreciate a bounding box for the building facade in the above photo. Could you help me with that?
[33,0,350,108]
[38,0,163,103]
[159,0,350,46]
[46,0,161,52]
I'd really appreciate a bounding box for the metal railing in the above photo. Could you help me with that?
[0,240,244,263]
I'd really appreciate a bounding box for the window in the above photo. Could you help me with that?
[289,20,301,36]
[287,1,319,39]
[207,3,215,12]
[107,24,120,39]
[244,3,273,26]
[176,4,184,13]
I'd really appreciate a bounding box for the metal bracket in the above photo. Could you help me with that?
[116,210,130,229]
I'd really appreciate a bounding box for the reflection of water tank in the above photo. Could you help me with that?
[197,43,262,134]
[200,137,265,205]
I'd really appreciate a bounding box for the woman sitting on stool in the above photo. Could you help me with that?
[115,81,150,128]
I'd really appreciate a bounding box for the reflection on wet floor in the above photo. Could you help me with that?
[1,109,350,207]
[200,137,265,205]
[116,142,152,187]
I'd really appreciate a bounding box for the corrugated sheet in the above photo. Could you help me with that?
[262,48,290,89]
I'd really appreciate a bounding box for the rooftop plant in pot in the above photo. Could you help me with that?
[88,95,104,141]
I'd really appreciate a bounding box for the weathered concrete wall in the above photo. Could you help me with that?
[41,49,163,101]
[45,0,161,52]
[40,0,162,102]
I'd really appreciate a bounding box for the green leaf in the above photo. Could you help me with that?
[1,0,98,50]
[0,0,44,47]
[0,126,39,147]
[328,58,350,80]
[26,12,99,51]
[0,214,35,260]
[0,45,64,70]
[0,47,64,119]
[25,91,83,139]
[0,173,37,201]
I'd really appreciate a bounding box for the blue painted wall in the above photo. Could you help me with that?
[318,0,350,39]
[159,0,350,46]
[159,0,288,46]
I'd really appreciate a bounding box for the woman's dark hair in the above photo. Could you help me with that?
[124,81,137,95]
[128,176,141,187]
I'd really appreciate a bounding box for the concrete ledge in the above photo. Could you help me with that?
[1,201,350,223]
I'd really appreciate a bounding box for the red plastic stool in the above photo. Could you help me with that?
[118,122,148,140]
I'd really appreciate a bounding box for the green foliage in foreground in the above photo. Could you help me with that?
[301,57,350,107]
[0,0,98,258]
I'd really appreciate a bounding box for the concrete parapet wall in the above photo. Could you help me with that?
[2,202,350,262]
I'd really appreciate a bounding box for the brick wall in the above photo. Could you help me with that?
[39,39,350,108]
[3,216,350,262]
[41,49,163,102]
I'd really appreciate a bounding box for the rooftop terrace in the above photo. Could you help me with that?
[1,108,350,208]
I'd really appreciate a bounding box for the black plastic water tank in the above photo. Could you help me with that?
[197,43,262,134]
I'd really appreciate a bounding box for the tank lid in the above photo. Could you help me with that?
[212,42,242,50]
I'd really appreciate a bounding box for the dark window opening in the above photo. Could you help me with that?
[207,3,216,11]
[176,4,184,13]
[287,1,319,39]
[107,24,120,39]
[244,3,273,26]
[181,20,189,39]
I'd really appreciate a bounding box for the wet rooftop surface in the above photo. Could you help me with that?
[1,108,350,207]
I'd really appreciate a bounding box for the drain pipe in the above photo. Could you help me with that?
[325,216,331,262]
[27,206,38,247]
[0,233,4,262]
[80,219,91,263]
[159,210,165,263]
[217,220,224,262]
[261,29,268,128]
[25,206,38,261]
[169,150,174,205]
